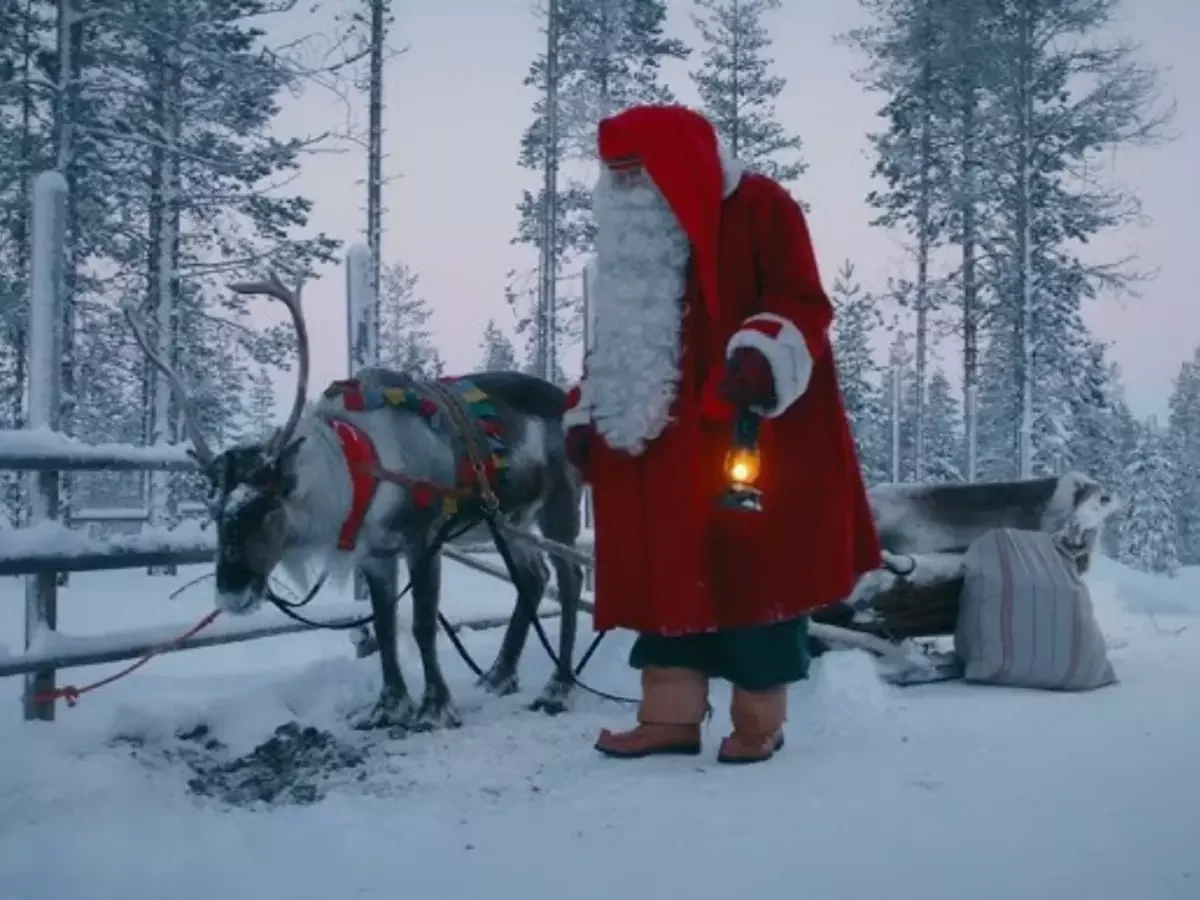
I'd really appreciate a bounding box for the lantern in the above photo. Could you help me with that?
[718,409,764,512]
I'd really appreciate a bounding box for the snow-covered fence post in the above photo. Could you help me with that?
[24,171,68,721]
[346,242,377,372]
[890,362,902,483]
[345,243,395,651]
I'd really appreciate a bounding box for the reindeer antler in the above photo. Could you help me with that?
[228,271,310,459]
[121,299,217,469]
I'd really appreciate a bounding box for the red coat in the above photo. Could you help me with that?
[576,173,881,636]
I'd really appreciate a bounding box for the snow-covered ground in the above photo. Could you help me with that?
[1,556,1198,900]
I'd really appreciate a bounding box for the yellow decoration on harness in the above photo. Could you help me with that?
[382,388,408,405]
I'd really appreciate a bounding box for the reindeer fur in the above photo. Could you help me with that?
[253,367,584,731]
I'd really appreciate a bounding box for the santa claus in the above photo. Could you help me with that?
[563,104,881,765]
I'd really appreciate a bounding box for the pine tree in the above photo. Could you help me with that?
[843,0,955,480]
[881,328,915,482]
[1118,420,1180,575]
[922,368,963,482]
[1167,347,1200,565]
[478,319,519,372]
[512,0,688,372]
[245,366,277,441]
[1065,340,1125,489]
[377,262,444,379]
[829,261,888,484]
[985,0,1172,477]
[690,0,804,183]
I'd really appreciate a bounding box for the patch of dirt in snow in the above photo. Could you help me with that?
[110,721,371,808]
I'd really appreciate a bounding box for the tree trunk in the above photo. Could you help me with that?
[912,0,935,483]
[1014,0,1035,478]
[955,0,980,482]
[146,0,179,546]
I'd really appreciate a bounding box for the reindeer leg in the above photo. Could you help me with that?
[352,557,416,732]
[528,475,583,715]
[409,538,462,731]
[479,540,553,705]
[531,551,582,716]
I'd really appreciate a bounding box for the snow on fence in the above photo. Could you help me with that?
[0,173,575,723]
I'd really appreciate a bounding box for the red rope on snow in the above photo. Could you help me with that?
[29,609,222,709]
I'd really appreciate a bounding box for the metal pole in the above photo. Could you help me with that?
[24,171,67,721]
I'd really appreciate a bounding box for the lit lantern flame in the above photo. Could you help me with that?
[725,448,760,486]
[718,410,764,513]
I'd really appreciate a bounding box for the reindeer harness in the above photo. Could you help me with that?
[320,376,511,551]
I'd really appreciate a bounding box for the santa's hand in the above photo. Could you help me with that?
[565,424,595,484]
[720,347,778,410]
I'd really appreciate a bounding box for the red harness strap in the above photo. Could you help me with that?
[326,417,381,551]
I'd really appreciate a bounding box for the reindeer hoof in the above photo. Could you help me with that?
[477,668,520,697]
[529,679,572,716]
[352,692,416,732]
[411,695,463,732]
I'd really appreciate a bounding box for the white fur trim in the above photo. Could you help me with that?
[726,312,813,418]
[717,141,746,198]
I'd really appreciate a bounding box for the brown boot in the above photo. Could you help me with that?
[594,667,708,759]
[716,686,787,764]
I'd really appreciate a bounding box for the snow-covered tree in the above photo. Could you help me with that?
[511,0,688,373]
[1167,347,1200,565]
[245,366,277,441]
[690,0,804,183]
[377,262,443,379]
[921,368,962,482]
[1118,420,1180,575]
[843,0,954,480]
[478,319,519,372]
[986,0,1172,477]
[829,260,888,484]
[881,329,914,482]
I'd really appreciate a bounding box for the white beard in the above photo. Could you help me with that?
[587,169,691,456]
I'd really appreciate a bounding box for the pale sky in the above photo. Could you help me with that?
[265,0,1198,421]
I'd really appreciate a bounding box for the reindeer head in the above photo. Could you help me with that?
[125,272,311,615]
[1056,474,1121,572]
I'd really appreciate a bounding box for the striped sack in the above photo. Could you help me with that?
[954,528,1117,691]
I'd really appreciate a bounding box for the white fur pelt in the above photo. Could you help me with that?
[586,168,691,456]
[277,416,360,594]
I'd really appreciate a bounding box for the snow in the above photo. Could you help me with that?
[0,426,193,469]
[0,520,214,576]
[2,556,1199,899]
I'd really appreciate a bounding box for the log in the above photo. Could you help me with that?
[814,574,964,642]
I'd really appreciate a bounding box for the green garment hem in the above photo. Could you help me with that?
[628,616,811,691]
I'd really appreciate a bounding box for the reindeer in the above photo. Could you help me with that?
[124,274,585,732]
